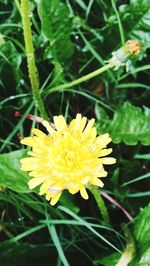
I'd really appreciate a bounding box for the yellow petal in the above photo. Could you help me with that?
[76,113,82,121]
[68,186,79,194]
[21,163,37,171]
[69,114,83,131]
[101,157,116,165]
[45,193,51,201]
[96,133,112,147]
[89,127,97,139]
[50,192,62,206]
[20,137,35,146]
[42,120,55,134]
[97,170,108,177]
[79,117,87,132]
[32,128,46,137]
[83,118,95,135]
[98,148,112,157]
[39,181,54,195]
[28,177,47,189]
[91,178,104,187]
[54,115,67,131]
[80,187,89,199]
[20,158,38,171]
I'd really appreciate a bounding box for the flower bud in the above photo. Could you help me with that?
[125,40,141,56]
[109,40,141,70]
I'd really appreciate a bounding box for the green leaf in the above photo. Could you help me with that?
[93,252,120,266]
[0,150,30,193]
[138,247,150,265]
[120,0,150,51]
[95,104,110,126]
[134,203,150,254]
[37,0,73,66]
[129,204,150,265]
[97,102,150,146]
[110,102,150,145]
[95,105,110,133]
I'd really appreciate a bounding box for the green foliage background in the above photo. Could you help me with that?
[0,0,150,265]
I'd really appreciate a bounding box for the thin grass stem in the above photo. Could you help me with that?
[111,0,125,45]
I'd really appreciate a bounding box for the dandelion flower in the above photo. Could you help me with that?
[20,114,116,205]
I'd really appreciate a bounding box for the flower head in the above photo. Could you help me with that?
[125,40,141,56]
[109,39,141,70]
[20,114,116,205]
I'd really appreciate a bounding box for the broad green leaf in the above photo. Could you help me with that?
[138,247,150,265]
[133,204,150,254]
[110,102,150,145]
[129,204,150,265]
[37,0,73,66]
[0,150,30,193]
[97,102,150,146]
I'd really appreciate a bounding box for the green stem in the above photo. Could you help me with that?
[89,186,110,224]
[20,0,48,119]
[111,0,125,46]
[116,228,135,266]
[14,0,21,15]
[48,63,111,93]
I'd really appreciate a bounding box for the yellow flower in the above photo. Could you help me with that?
[20,114,116,205]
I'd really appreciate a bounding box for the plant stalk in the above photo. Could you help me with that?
[20,0,48,119]
[89,186,110,224]
[48,63,112,93]
[116,228,135,266]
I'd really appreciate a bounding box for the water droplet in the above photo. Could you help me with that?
[75,35,79,40]
[18,217,24,222]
